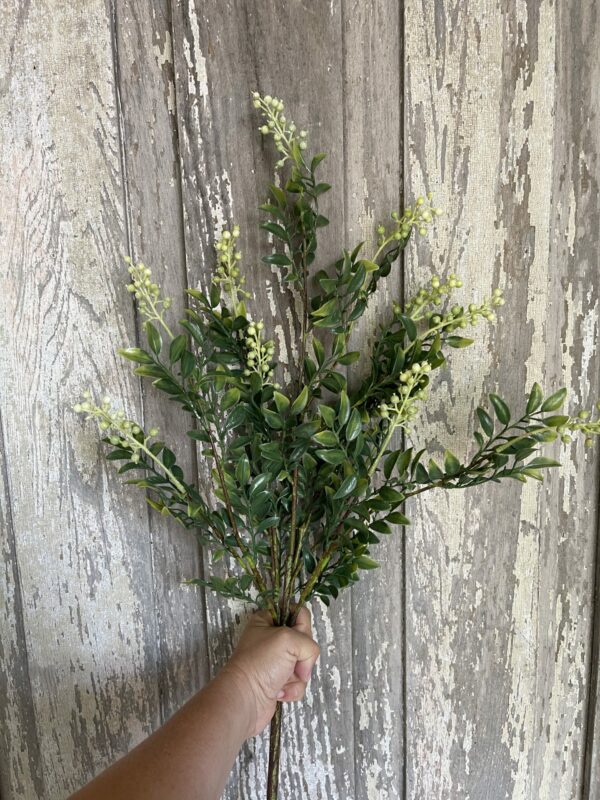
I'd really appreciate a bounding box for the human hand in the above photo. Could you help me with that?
[221,608,320,737]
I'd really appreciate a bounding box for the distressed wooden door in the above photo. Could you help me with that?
[1,1,599,798]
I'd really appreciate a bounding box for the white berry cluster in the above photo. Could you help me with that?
[559,404,600,446]
[252,91,308,169]
[73,392,184,492]
[243,320,277,384]
[398,277,505,334]
[213,225,250,312]
[124,258,173,335]
[375,194,442,259]
[378,361,432,427]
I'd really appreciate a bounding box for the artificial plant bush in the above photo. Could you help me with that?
[75,93,600,799]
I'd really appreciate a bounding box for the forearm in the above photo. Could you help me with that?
[69,670,252,800]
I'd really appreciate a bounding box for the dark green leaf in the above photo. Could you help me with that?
[446,336,474,348]
[169,334,187,363]
[476,407,494,437]
[315,449,347,465]
[444,449,461,476]
[526,382,544,414]
[489,393,511,425]
[273,391,290,414]
[314,430,338,447]
[221,387,240,410]
[541,388,567,412]
[145,321,162,355]
[345,408,362,442]
[338,390,350,426]
[118,347,153,364]
[386,511,410,525]
[333,475,357,500]
[290,385,309,415]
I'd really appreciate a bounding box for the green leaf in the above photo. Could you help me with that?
[399,314,417,341]
[262,253,291,267]
[313,337,325,366]
[162,448,176,469]
[386,511,411,525]
[444,449,461,476]
[263,409,284,429]
[249,474,271,496]
[338,351,361,365]
[489,393,510,425]
[118,347,153,364]
[235,456,250,484]
[427,459,444,482]
[221,387,240,410]
[318,404,336,428]
[541,387,567,412]
[169,334,187,363]
[446,336,474,348]
[290,385,309,415]
[273,391,290,414]
[526,457,561,468]
[145,321,162,355]
[312,298,338,318]
[314,430,338,447]
[526,382,544,414]
[345,408,362,442]
[355,555,379,570]
[311,152,327,171]
[314,182,331,196]
[333,475,357,500]
[543,415,569,427]
[379,486,405,503]
[181,350,195,379]
[338,390,350,426]
[315,449,347,465]
[476,407,494,437]
[260,221,288,241]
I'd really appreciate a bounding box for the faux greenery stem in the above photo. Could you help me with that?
[75,92,600,800]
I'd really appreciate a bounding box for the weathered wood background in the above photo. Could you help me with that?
[1,1,599,798]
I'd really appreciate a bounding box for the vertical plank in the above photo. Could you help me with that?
[404,1,600,798]
[343,2,405,798]
[169,1,355,796]
[0,2,162,796]
[0,409,44,799]
[113,0,209,720]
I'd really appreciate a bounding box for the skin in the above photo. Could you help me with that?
[69,607,320,800]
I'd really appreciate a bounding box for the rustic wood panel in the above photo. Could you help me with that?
[343,3,406,798]
[1,1,599,799]
[404,1,600,798]
[0,1,163,796]
[113,0,209,721]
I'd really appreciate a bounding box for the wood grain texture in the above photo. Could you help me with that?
[113,0,209,722]
[404,1,600,798]
[343,3,406,798]
[1,1,599,799]
[0,1,162,796]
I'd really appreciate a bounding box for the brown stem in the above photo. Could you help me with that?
[266,702,283,800]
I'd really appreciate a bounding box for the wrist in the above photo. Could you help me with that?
[210,664,256,742]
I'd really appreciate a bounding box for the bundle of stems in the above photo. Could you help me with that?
[75,93,600,798]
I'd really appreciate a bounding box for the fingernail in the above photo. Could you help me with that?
[276,690,285,699]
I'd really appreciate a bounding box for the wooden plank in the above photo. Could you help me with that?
[404,1,600,798]
[170,1,355,796]
[0,2,162,796]
[343,2,405,798]
[113,0,209,720]
[0,409,45,799]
